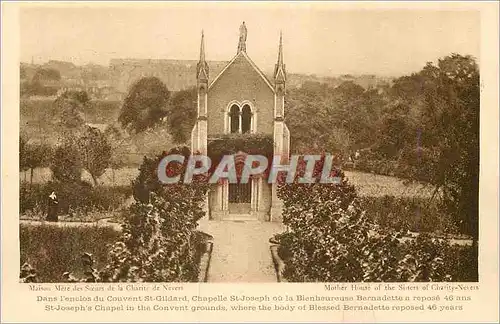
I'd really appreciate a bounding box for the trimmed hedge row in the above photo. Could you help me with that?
[359,195,459,235]
[276,170,477,282]
[20,181,132,216]
[20,224,120,282]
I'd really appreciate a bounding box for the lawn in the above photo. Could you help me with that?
[344,170,434,198]
[22,168,435,197]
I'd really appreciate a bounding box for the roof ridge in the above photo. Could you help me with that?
[208,52,275,93]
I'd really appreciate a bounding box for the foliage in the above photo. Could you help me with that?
[20,181,132,216]
[99,146,209,282]
[167,87,197,144]
[32,68,61,82]
[50,138,83,183]
[119,77,170,133]
[20,80,59,98]
[77,126,112,185]
[132,146,194,203]
[54,90,90,129]
[207,133,274,158]
[285,81,385,155]
[99,195,206,282]
[276,169,477,282]
[20,136,53,184]
[20,224,120,282]
[387,54,480,241]
[354,155,400,177]
[286,54,479,242]
[359,195,459,235]
[20,263,37,283]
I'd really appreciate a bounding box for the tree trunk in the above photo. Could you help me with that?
[91,173,98,187]
[30,168,34,188]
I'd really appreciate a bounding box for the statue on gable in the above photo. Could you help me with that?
[238,21,247,53]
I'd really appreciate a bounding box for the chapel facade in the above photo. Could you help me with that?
[191,23,290,222]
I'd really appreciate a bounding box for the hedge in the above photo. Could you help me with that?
[359,195,459,235]
[276,168,477,282]
[20,181,132,216]
[20,224,120,282]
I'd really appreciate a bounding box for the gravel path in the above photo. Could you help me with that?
[197,220,285,282]
[19,218,122,231]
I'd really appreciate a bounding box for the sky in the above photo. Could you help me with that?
[19,3,480,77]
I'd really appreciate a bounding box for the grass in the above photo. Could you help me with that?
[20,167,140,186]
[20,224,120,282]
[344,170,435,198]
[359,195,460,235]
[22,169,435,198]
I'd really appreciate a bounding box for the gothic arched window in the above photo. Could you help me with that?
[230,104,240,133]
[241,105,252,134]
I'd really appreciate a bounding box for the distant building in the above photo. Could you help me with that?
[109,58,228,93]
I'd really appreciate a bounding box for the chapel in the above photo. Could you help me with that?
[191,22,290,222]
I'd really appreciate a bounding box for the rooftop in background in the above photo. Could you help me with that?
[109,59,229,92]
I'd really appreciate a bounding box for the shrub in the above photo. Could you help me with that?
[99,146,210,282]
[119,77,170,133]
[276,168,477,282]
[20,181,47,214]
[20,181,132,217]
[20,224,120,282]
[99,195,206,282]
[51,139,83,183]
[359,195,459,235]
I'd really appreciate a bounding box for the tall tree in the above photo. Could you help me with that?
[167,87,197,144]
[78,126,112,186]
[50,138,83,183]
[424,54,479,244]
[119,77,170,133]
[19,136,52,186]
[389,54,479,244]
[32,68,61,82]
[54,90,89,129]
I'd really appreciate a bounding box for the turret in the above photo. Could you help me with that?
[273,31,286,119]
[195,30,208,154]
[197,30,209,84]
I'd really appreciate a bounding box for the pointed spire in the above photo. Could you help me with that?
[277,31,283,67]
[197,30,209,81]
[274,31,286,83]
[199,30,206,62]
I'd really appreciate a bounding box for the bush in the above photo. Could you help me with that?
[20,181,132,217]
[355,156,399,177]
[51,140,83,183]
[359,195,459,235]
[20,224,120,282]
[276,169,477,282]
[20,182,47,214]
[98,146,210,282]
[99,195,206,282]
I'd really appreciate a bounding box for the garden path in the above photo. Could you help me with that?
[197,220,285,282]
[19,218,122,231]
